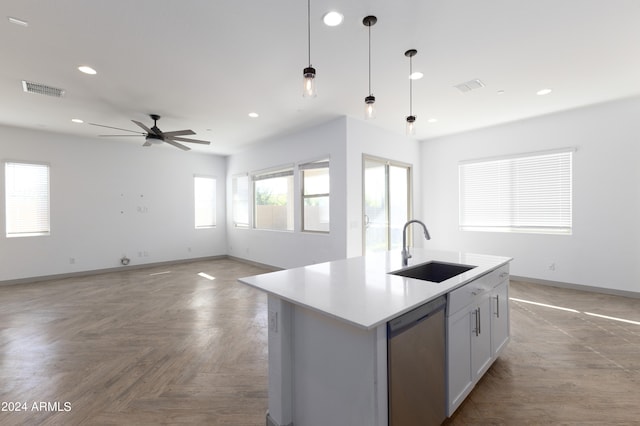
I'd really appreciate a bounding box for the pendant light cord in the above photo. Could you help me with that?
[409,55,413,116]
[307,0,311,66]
[368,24,372,95]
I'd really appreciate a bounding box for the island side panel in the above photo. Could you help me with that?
[267,295,294,426]
[266,295,387,425]
[291,304,384,425]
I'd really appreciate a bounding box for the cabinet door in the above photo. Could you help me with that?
[491,280,510,356]
[447,307,473,416]
[471,296,492,378]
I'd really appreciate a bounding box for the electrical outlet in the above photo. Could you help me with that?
[268,310,278,333]
[69,257,75,264]
[549,263,556,271]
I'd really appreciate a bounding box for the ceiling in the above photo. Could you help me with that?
[2,1,640,156]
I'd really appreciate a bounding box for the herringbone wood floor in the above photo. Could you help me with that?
[1,259,639,425]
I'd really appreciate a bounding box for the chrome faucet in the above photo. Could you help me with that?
[402,220,431,266]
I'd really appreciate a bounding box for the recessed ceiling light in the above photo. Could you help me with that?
[427,118,438,123]
[71,118,84,123]
[409,72,424,80]
[536,88,552,96]
[78,66,97,75]
[248,112,259,118]
[8,16,29,27]
[322,11,344,27]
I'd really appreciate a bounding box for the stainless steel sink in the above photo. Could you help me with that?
[389,261,476,283]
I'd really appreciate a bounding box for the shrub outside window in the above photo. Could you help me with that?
[253,167,294,231]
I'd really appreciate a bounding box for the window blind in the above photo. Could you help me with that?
[252,168,294,181]
[459,149,573,234]
[5,162,50,237]
[232,174,249,227]
[194,176,216,228]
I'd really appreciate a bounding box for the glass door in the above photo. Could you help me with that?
[363,156,411,254]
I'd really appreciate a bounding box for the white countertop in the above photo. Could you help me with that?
[238,248,512,330]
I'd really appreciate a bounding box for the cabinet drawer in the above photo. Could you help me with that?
[447,264,509,315]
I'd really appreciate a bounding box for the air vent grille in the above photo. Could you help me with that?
[21,80,65,98]
[454,79,485,93]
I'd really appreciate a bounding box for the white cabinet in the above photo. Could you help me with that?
[491,279,510,356]
[471,295,492,378]
[446,265,510,416]
[447,305,473,412]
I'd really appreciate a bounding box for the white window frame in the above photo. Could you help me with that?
[194,175,216,229]
[4,161,50,238]
[300,159,330,233]
[459,148,574,235]
[252,165,294,231]
[232,173,249,228]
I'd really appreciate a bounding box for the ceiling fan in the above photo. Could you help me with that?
[89,114,210,151]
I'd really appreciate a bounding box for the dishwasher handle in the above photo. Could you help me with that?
[388,295,446,337]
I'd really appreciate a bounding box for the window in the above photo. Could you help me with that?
[5,161,50,238]
[459,148,573,234]
[232,174,249,228]
[194,175,216,228]
[301,159,330,232]
[253,167,294,231]
[363,156,411,253]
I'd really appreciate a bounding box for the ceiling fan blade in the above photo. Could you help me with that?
[131,120,153,134]
[163,139,191,151]
[171,136,211,145]
[98,134,142,137]
[162,129,196,137]
[89,122,145,134]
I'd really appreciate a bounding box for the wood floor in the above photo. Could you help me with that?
[1,259,639,425]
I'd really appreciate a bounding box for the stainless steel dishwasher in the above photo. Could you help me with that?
[387,295,446,426]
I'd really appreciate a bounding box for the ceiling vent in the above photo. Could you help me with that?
[21,80,65,98]
[454,79,485,93]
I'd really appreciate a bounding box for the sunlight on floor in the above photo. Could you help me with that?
[510,297,640,325]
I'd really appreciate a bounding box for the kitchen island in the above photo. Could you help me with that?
[239,248,512,426]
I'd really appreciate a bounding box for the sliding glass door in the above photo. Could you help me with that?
[363,156,412,254]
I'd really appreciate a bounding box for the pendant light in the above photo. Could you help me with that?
[405,49,417,135]
[363,15,377,119]
[303,0,317,97]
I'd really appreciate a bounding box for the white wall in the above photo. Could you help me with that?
[226,118,348,269]
[0,125,227,282]
[345,118,423,258]
[421,97,640,294]
[226,116,424,269]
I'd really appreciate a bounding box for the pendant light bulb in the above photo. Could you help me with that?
[303,66,317,98]
[406,115,416,136]
[405,49,418,135]
[363,15,378,119]
[365,95,376,119]
[303,0,317,98]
